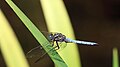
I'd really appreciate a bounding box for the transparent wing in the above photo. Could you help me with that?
[26,31,54,58]
[26,46,45,58]
[26,42,67,59]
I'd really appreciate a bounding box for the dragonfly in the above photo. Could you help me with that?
[26,32,98,63]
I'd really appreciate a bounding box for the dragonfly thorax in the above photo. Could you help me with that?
[49,33,66,42]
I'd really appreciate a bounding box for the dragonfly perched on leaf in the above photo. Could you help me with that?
[26,31,98,63]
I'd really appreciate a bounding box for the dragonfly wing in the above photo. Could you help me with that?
[26,45,45,58]
[26,31,54,59]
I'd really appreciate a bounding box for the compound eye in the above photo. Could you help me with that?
[49,33,54,40]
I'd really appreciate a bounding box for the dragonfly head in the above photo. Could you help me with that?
[48,33,54,41]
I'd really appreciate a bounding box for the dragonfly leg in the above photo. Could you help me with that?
[51,41,60,50]
[52,41,54,46]
[55,41,60,50]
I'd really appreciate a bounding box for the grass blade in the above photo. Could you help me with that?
[113,47,119,67]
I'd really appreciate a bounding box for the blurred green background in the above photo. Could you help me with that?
[0,0,120,67]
